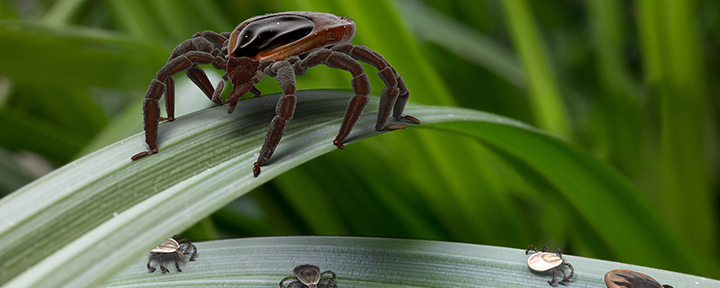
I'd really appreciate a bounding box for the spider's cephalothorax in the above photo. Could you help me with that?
[147,234,197,273]
[526,244,574,286]
[280,264,337,288]
[130,11,420,176]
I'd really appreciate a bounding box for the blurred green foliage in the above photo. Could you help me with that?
[0,0,718,279]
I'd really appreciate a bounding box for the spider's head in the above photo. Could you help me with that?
[226,56,260,99]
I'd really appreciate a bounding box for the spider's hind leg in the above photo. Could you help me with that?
[332,44,420,131]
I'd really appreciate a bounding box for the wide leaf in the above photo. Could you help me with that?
[0,90,705,287]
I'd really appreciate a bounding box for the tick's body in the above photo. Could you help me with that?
[280,264,336,288]
[604,269,673,288]
[147,234,197,273]
[131,12,419,176]
[526,244,574,286]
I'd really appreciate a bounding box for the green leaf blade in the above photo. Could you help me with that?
[0,90,714,287]
[101,237,719,288]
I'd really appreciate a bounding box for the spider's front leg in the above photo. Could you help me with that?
[131,51,226,161]
[253,60,297,176]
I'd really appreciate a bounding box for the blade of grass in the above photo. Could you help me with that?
[1,90,715,287]
[637,0,715,255]
[399,0,526,88]
[586,0,644,175]
[42,0,86,26]
[285,0,528,244]
[501,0,570,136]
[101,236,719,288]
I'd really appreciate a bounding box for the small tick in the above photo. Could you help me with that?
[526,244,574,286]
[147,234,197,273]
[280,264,337,288]
[605,269,673,288]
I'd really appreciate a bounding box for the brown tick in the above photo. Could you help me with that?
[526,244,575,286]
[131,12,420,176]
[147,234,197,273]
[605,269,673,288]
[280,264,336,288]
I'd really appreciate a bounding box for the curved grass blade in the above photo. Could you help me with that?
[0,90,713,287]
[102,236,719,288]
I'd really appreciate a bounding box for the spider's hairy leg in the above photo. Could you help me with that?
[332,44,419,130]
[294,48,370,150]
[131,78,165,161]
[170,32,229,104]
[253,61,296,176]
[327,52,370,150]
[132,51,222,161]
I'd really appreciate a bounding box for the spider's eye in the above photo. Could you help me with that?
[233,15,315,57]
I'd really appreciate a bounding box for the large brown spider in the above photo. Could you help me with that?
[131,11,420,176]
[147,234,197,273]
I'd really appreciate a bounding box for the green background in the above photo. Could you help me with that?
[0,0,718,283]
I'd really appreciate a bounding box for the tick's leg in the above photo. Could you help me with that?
[173,253,182,272]
[542,244,550,252]
[548,269,557,286]
[564,262,574,281]
[320,271,338,288]
[332,44,420,130]
[526,244,538,254]
[131,51,223,161]
[147,254,157,273]
[320,270,337,282]
[279,276,296,288]
[253,61,297,176]
[294,48,370,150]
[159,255,169,273]
[182,244,197,261]
[557,267,568,285]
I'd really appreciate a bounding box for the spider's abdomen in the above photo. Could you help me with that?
[227,11,356,61]
[232,15,315,58]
